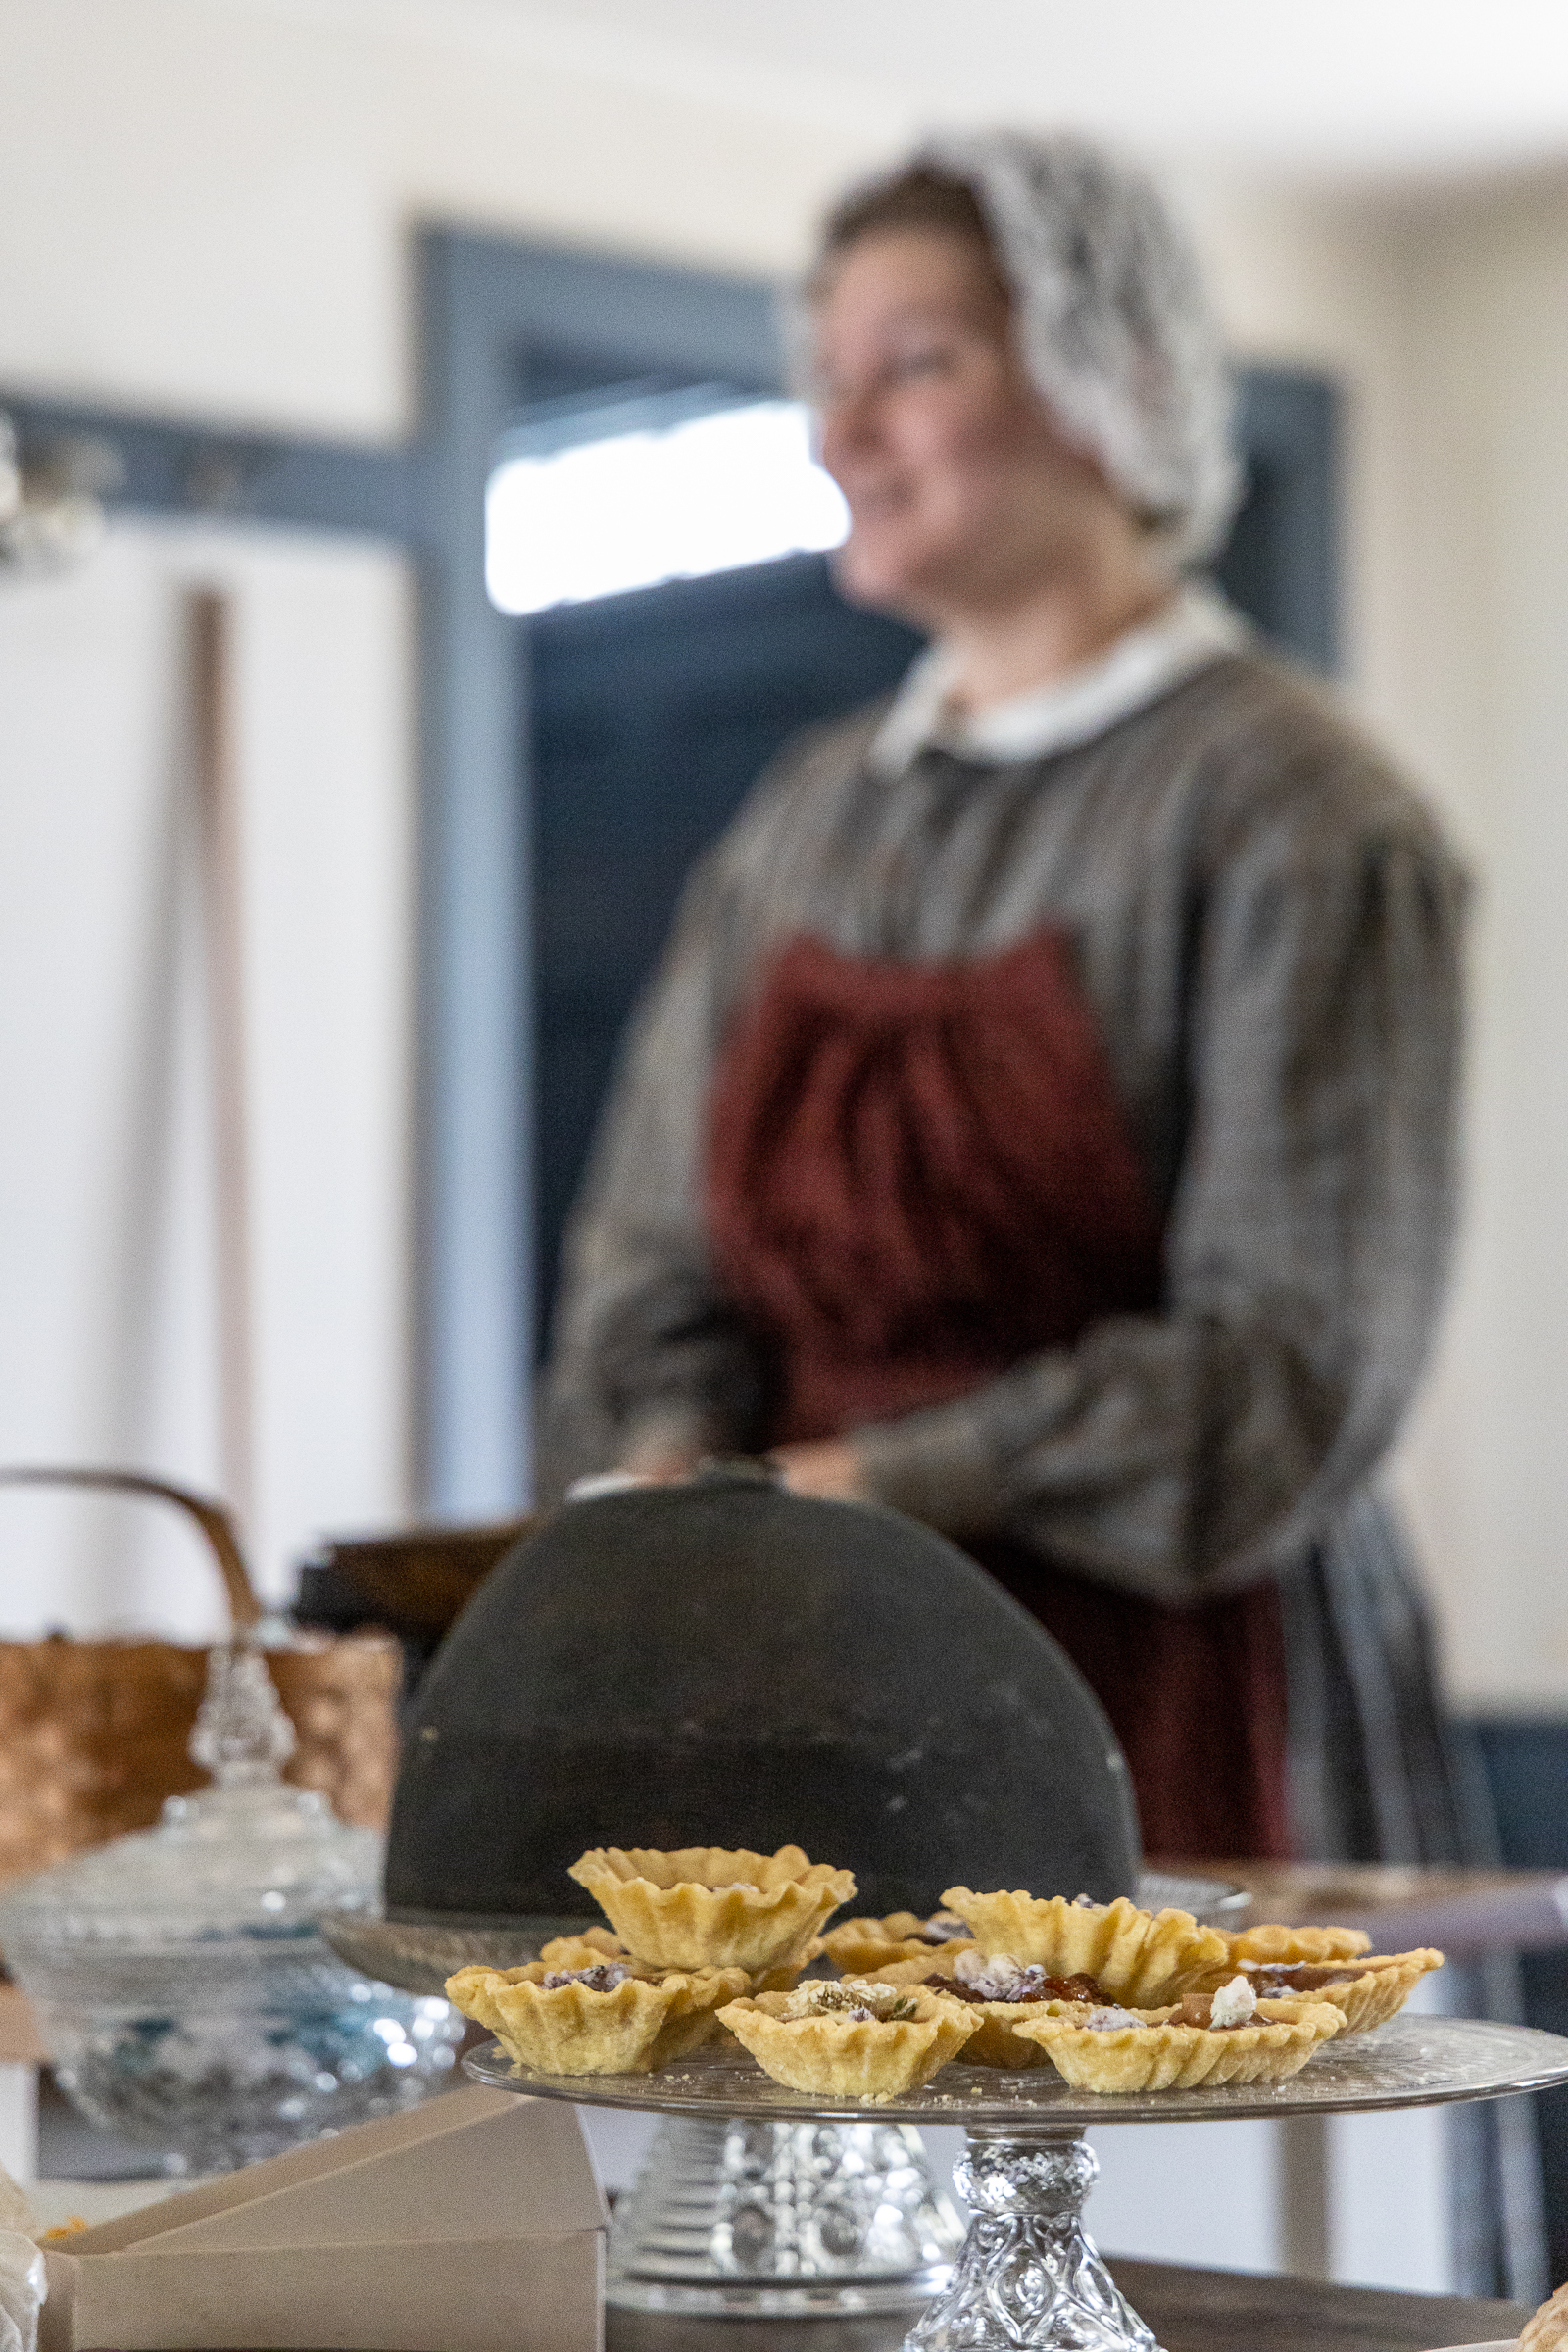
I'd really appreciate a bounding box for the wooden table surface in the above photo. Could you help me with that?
[609,2257,1531,2350]
[0,1983,44,2064]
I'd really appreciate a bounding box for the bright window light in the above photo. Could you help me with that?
[485,399,849,616]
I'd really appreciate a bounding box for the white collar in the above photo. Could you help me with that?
[868,583,1250,776]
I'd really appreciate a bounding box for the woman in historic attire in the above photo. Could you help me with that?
[537,132,1478,1873]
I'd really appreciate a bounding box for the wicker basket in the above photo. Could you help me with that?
[0,1467,399,1891]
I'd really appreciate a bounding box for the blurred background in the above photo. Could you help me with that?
[3,0,1568,2292]
[3,0,1565,1689]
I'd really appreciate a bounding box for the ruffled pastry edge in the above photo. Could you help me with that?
[539,1929,633,1967]
[1012,1997,1344,2091]
[940,1888,1229,2004]
[541,1929,820,1993]
[570,1842,849,1894]
[1226,1923,1372,1964]
[717,1988,978,2100]
[1520,2278,1568,2347]
[821,1915,977,1975]
[445,1960,749,2075]
[570,1846,856,1971]
[1229,1948,1445,2034]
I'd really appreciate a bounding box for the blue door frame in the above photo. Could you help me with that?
[0,226,1340,1518]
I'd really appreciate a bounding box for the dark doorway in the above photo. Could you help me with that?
[528,555,920,1354]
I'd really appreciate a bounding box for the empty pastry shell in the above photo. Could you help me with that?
[821,1913,978,1975]
[1225,1923,1373,1965]
[569,1844,856,1972]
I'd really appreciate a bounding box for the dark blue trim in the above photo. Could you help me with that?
[410,228,783,1512]
[0,391,418,540]
[415,232,534,1514]
[1469,1714,1568,2292]
[1219,368,1340,674]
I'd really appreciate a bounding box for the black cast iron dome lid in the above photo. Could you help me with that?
[387,1463,1140,1921]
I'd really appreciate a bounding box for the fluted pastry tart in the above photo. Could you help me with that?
[446,1956,748,2075]
[1225,1924,1372,1966]
[718,1978,979,2101]
[940,1888,1229,2006]
[569,1844,855,1972]
[1014,1978,1344,2092]
[821,1910,975,1974]
[539,1928,629,1967]
[1186,1945,1444,2034]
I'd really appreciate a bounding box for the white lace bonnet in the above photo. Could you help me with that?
[803,129,1241,566]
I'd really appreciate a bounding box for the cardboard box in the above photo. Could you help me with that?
[40,2085,605,2352]
[0,1985,45,2064]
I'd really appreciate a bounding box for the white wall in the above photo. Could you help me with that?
[2,0,1566,1701]
[1186,170,1568,1712]
[0,0,893,441]
[1377,173,1568,1708]
[0,0,893,1630]
[0,519,414,1625]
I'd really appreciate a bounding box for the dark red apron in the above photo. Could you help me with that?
[705,928,1290,1860]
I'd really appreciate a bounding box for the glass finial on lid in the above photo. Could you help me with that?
[189,1642,298,1787]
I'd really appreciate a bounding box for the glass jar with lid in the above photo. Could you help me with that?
[0,1646,462,2174]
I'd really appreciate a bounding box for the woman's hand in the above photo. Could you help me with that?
[769,1439,867,1501]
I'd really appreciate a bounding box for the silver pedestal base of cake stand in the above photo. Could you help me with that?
[906,2127,1154,2350]
[606,2112,965,2316]
[467,2014,1568,2348]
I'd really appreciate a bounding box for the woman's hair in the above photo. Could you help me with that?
[812,165,1011,312]
[799,133,1239,564]
[820,165,996,265]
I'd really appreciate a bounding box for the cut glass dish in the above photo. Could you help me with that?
[0,1646,462,2172]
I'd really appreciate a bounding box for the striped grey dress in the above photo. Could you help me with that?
[539,645,1485,1872]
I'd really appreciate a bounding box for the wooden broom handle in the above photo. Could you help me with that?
[0,1466,263,1631]
[189,588,255,1524]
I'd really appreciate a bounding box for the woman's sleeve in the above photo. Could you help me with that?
[849,783,1469,1605]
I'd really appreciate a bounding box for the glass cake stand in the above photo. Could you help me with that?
[466,2015,1568,2348]
[331,1870,1250,2322]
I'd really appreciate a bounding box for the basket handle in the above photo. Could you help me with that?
[0,1466,263,1631]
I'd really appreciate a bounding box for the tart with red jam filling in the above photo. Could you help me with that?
[867,1945,1106,2068]
[1187,1940,1445,2033]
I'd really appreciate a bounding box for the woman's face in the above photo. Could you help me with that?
[811,229,1125,626]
